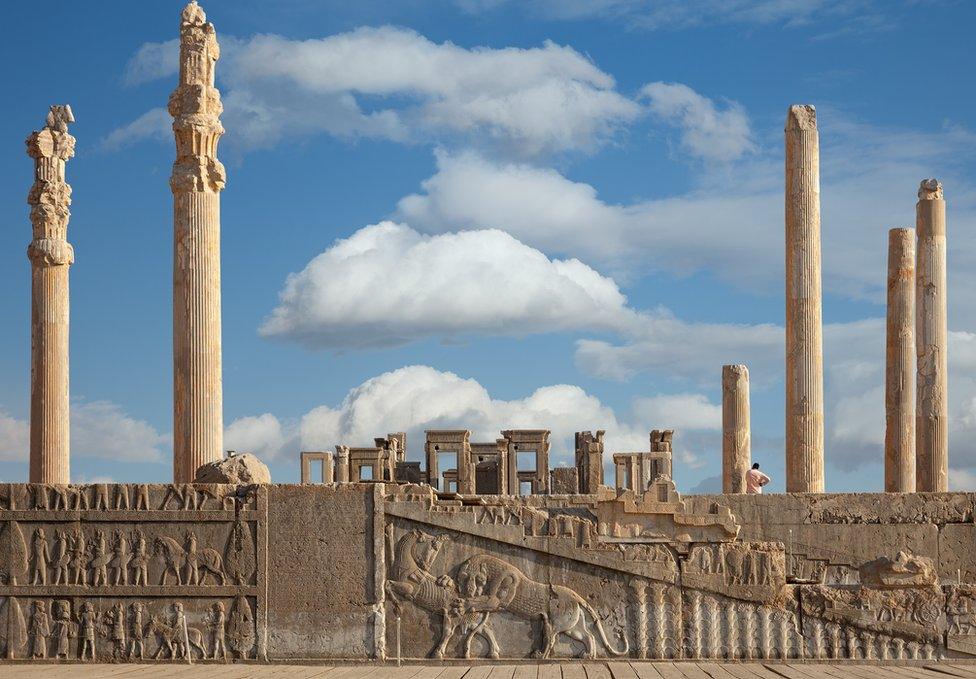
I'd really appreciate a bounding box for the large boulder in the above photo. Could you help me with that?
[195,453,271,485]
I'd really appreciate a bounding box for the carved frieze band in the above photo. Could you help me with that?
[0,483,267,663]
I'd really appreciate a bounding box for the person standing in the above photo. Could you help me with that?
[746,462,771,494]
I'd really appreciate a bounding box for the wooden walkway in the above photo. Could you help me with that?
[4,663,976,679]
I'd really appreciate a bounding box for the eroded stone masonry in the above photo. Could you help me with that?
[7,0,966,667]
[4,480,976,663]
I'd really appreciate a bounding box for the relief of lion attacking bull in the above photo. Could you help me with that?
[384,528,629,659]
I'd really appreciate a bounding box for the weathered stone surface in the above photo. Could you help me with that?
[4,483,976,663]
[26,105,75,485]
[916,178,949,492]
[722,364,750,494]
[196,453,271,484]
[860,551,938,588]
[784,104,825,493]
[886,227,916,492]
[172,0,226,482]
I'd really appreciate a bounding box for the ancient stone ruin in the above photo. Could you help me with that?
[4,0,965,668]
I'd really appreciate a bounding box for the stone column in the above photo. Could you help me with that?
[722,364,751,493]
[26,105,76,484]
[916,179,948,491]
[170,1,227,482]
[885,228,916,492]
[784,104,825,493]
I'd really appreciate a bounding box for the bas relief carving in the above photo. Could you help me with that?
[0,483,265,663]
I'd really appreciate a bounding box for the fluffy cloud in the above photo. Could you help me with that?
[224,365,716,478]
[399,118,976,308]
[631,393,721,431]
[112,27,640,156]
[100,108,171,152]
[0,401,169,464]
[224,413,291,462]
[260,221,641,349]
[640,82,755,163]
[0,408,29,461]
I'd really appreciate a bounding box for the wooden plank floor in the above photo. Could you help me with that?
[2,664,975,679]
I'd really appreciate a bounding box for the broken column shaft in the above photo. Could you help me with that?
[722,364,751,493]
[916,179,948,492]
[885,228,916,492]
[784,104,825,492]
[26,105,76,484]
[171,1,227,482]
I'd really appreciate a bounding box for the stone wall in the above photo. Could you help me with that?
[2,483,976,663]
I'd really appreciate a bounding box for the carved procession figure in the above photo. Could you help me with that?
[30,528,50,585]
[28,600,51,659]
[129,602,147,659]
[52,600,72,660]
[78,601,98,661]
[206,601,227,660]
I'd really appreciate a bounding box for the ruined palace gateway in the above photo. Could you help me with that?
[916,179,949,492]
[784,105,825,493]
[885,228,916,492]
[25,106,76,484]
[170,1,226,482]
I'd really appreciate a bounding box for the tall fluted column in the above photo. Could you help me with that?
[171,1,226,482]
[916,179,948,492]
[785,104,825,493]
[722,364,751,493]
[26,106,76,484]
[885,228,915,492]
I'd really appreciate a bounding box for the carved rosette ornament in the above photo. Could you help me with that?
[171,0,226,482]
[25,105,76,484]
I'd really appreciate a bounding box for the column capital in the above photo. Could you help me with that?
[786,104,817,131]
[918,178,943,201]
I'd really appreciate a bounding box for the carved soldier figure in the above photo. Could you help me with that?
[52,529,71,584]
[131,530,149,586]
[71,528,88,585]
[29,600,51,658]
[111,529,131,585]
[206,601,227,660]
[92,483,110,510]
[115,484,130,510]
[134,484,150,510]
[184,530,200,585]
[172,602,190,660]
[31,528,50,585]
[52,600,72,659]
[78,601,97,661]
[109,601,127,659]
[89,530,110,586]
[129,602,147,659]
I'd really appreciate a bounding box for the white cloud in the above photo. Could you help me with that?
[260,221,641,349]
[112,27,641,156]
[640,82,755,163]
[399,117,976,308]
[575,309,783,383]
[122,38,178,86]
[71,401,170,462]
[100,108,171,152]
[631,393,721,431]
[0,408,29,461]
[950,468,976,492]
[224,413,292,461]
[225,365,716,480]
[0,401,169,464]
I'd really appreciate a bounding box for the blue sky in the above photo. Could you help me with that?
[2,0,975,491]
